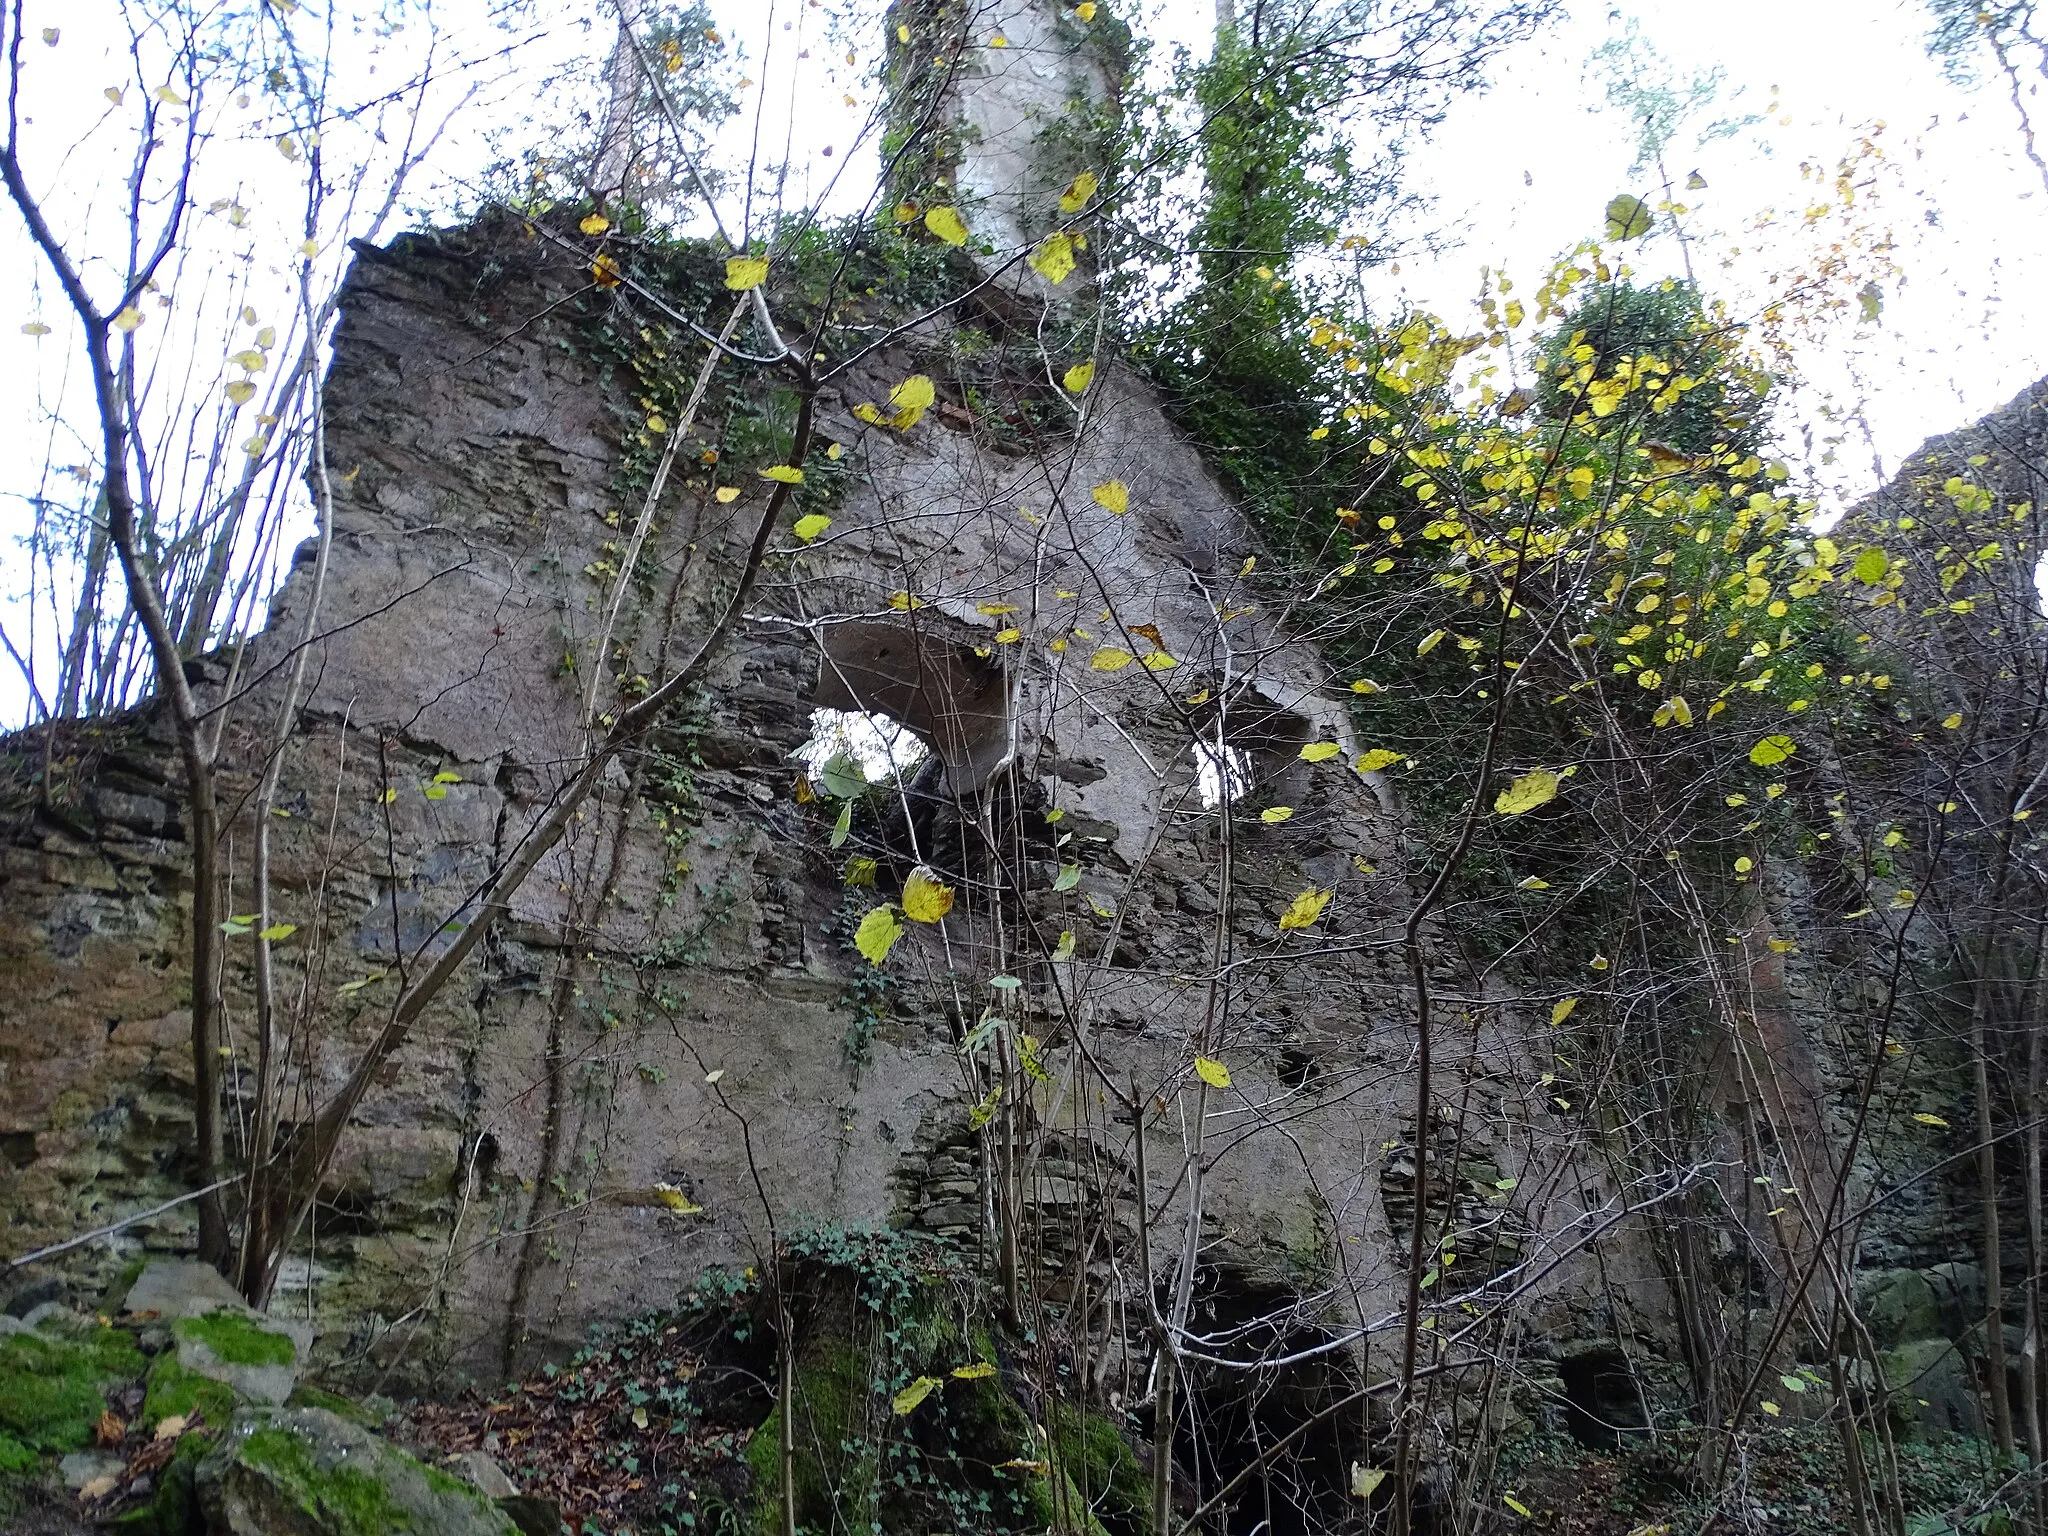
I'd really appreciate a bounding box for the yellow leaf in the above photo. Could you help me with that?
[1075,0,1096,16]
[924,206,969,247]
[715,486,740,503]
[1354,749,1402,773]
[994,628,1022,644]
[1913,1112,1949,1128]
[258,922,297,942]
[888,373,935,429]
[1760,1400,1781,1417]
[1194,1056,1232,1089]
[653,1183,702,1214]
[892,1376,941,1415]
[1416,628,1446,656]
[1030,232,1077,283]
[1504,1494,1533,1518]
[1140,651,1177,670]
[579,213,610,235]
[1059,170,1099,214]
[1091,480,1129,514]
[225,381,256,405]
[1279,888,1332,931]
[888,590,926,611]
[154,84,186,105]
[1494,769,1559,816]
[759,464,804,484]
[1942,713,1963,730]
[1090,646,1133,671]
[1299,741,1342,763]
[1350,678,1381,694]
[1748,734,1796,767]
[1551,997,1578,1026]
[725,255,769,290]
[952,1361,996,1380]
[1063,360,1095,394]
[1261,806,1293,824]
[111,307,143,333]
[855,907,902,965]
[645,415,667,433]
[902,867,955,923]
[632,1406,649,1429]
[591,253,623,287]
[20,321,50,337]
[897,22,911,41]
[298,237,320,259]
[1350,1465,1387,1499]
[827,442,843,460]
[1518,876,1550,890]
[793,513,831,542]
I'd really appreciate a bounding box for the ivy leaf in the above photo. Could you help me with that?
[1748,734,1796,767]
[1091,480,1129,515]
[793,513,831,542]
[1194,1056,1232,1089]
[1278,889,1332,930]
[1604,193,1652,240]
[1494,770,1559,816]
[724,255,769,290]
[892,1376,941,1415]
[854,906,902,965]
[1063,360,1095,394]
[902,867,955,923]
[924,206,969,246]
[1299,741,1342,763]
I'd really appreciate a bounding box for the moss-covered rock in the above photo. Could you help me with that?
[196,1407,521,1536]
[144,1351,239,1428]
[171,1306,306,1406]
[0,1315,146,1452]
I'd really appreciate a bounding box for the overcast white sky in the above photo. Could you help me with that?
[3,0,2044,723]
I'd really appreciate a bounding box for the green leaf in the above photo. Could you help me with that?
[1604,193,1653,240]
[1053,864,1081,892]
[854,906,902,966]
[821,753,867,799]
[829,801,854,849]
[892,1376,941,1415]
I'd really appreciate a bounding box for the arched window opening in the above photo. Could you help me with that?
[794,706,930,789]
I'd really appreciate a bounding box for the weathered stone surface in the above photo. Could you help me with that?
[196,1407,521,1536]
[172,1307,309,1407]
[447,1448,518,1500]
[123,1259,247,1322]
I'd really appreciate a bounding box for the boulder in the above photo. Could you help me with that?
[196,1406,522,1536]
[1857,1267,1943,1348]
[1880,1337,1984,1439]
[447,1448,518,1500]
[123,1260,248,1322]
[171,1307,311,1407]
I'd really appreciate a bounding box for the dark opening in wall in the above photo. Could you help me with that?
[1179,694,1315,815]
[1558,1346,1650,1448]
[810,617,1010,793]
[1174,1269,1369,1536]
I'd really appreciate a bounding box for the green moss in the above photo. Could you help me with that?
[241,1425,418,1534]
[107,1434,207,1536]
[0,1432,38,1475]
[747,1343,874,1536]
[143,1354,237,1427]
[1048,1401,1148,1534]
[0,1323,145,1451]
[174,1309,296,1367]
